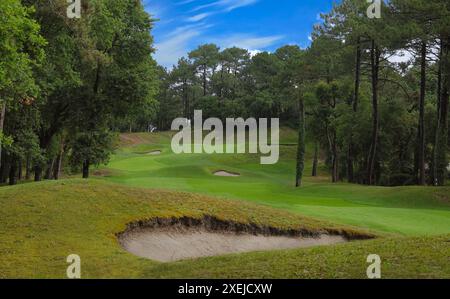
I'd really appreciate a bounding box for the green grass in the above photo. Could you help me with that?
[1,128,449,278]
[99,130,450,237]
[0,179,448,278]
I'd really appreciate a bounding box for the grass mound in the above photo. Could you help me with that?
[0,179,448,278]
[0,179,371,278]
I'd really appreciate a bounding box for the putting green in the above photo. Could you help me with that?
[100,129,450,236]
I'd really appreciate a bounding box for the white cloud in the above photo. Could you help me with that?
[218,34,285,50]
[154,24,209,68]
[177,0,196,5]
[388,50,413,64]
[248,49,261,57]
[187,12,212,22]
[143,1,166,19]
[193,0,259,13]
[154,31,284,68]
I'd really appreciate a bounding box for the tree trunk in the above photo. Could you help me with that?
[183,82,189,119]
[203,66,207,96]
[9,159,17,186]
[0,102,6,170]
[367,40,380,185]
[18,160,22,181]
[353,37,362,112]
[434,37,449,186]
[312,142,319,177]
[331,132,338,183]
[295,95,305,187]
[44,157,55,180]
[34,165,43,182]
[54,138,65,180]
[82,159,90,179]
[347,37,361,183]
[417,41,427,185]
[0,154,9,183]
[26,155,31,180]
[347,144,354,182]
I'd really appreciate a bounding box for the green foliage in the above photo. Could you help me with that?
[0,0,45,98]
[0,0,448,187]
[68,130,115,169]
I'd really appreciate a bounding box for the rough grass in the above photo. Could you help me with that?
[0,179,371,278]
[0,179,448,279]
[150,235,450,279]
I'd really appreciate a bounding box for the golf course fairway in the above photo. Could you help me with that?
[0,129,449,278]
[104,129,450,236]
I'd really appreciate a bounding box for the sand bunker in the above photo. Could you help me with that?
[118,217,349,262]
[147,150,161,155]
[214,170,240,177]
[120,228,346,262]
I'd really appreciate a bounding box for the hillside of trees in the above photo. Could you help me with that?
[1,0,159,183]
[0,0,449,187]
[156,0,450,187]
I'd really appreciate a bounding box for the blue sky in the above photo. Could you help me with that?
[143,0,337,68]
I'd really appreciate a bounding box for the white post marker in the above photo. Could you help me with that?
[66,254,81,279]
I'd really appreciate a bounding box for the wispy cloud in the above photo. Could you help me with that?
[187,12,212,22]
[177,0,197,5]
[143,1,167,19]
[154,23,212,68]
[193,0,260,13]
[217,34,285,50]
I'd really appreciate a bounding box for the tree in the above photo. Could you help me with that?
[171,58,196,119]
[69,0,159,178]
[295,86,306,187]
[189,44,220,96]
[68,130,114,178]
[0,0,44,178]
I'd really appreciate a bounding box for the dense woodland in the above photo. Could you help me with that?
[0,0,449,187]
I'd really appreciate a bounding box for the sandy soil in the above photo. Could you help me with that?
[119,228,347,262]
[147,150,161,155]
[214,170,240,177]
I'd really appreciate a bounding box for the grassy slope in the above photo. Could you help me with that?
[0,179,448,279]
[100,129,450,236]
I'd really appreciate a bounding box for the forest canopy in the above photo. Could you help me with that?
[0,0,449,186]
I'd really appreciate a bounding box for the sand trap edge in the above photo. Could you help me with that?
[116,216,375,262]
[213,170,241,177]
[117,215,375,241]
[146,150,162,155]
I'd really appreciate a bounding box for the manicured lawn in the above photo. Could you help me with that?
[1,129,449,278]
[101,130,450,236]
